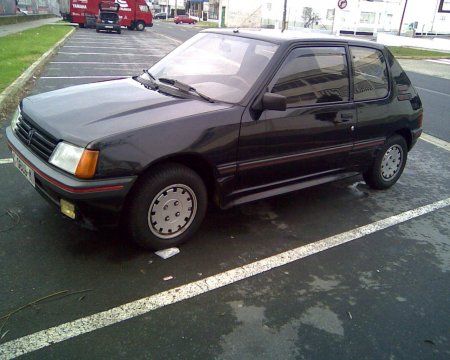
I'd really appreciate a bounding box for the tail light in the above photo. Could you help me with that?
[418,111,423,128]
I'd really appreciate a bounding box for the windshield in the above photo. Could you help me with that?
[146,33,279,103]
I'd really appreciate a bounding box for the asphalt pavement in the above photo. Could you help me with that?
[0,22,449,359]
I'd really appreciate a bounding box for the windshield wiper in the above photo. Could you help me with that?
[143,69,156,81]
[136,69,158,90]
[158,77,215,103]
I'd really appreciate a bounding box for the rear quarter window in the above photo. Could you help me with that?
[350,46,389,101]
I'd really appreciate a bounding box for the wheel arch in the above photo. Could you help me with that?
[132,153,218,202]
[392,128,413,150]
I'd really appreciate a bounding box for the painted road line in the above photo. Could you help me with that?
[50,62,151,65]
[40,76,131,79]
[63,45,158,50]
[420,133,450,151]
[0,158,13,165]
[58,52,160,56]
[415,86,450,97]
[1,197,449,359]
[426,59,450,65]
[154,32,182,44]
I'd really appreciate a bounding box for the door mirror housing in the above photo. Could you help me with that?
[262,93,287,111]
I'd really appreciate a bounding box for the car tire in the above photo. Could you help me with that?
[126,163,207,250]
[96,28,100,33]
[117,28,121,34]
[127,25,135,30]
[79,23,85,28]
[136,21,145,31]
[363,134,408,190]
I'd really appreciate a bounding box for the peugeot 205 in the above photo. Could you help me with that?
[6,29,423,250]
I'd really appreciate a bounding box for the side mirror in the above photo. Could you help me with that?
[262,92,287,111]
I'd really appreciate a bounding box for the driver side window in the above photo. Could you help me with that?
[270,47,350,107]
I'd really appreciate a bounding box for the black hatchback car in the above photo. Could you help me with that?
[96,1,121,34]
[6,29,423,250]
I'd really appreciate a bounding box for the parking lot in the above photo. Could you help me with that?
[0,24,449,359]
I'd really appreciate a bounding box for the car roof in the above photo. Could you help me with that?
[203,28,385,49]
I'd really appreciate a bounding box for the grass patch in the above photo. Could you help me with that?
[195,21,219,28]
[0,24,72,93]
[388,46,450,59]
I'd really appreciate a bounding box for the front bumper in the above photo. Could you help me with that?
[6,127,137,228]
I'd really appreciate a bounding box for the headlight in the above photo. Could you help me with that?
[11,107,21,132]
[49,142,99,179]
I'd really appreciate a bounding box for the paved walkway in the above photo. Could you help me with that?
[0,16,61,37]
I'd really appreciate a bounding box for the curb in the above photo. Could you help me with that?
[0,26,76,112]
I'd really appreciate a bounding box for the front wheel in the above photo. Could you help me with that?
[135,21,145,31]
[363,135,408,190]
[126,164,207,250]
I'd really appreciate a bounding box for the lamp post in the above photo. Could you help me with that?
[282,0,288,32]
[398,0,408,36]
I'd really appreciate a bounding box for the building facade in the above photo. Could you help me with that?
[0,0,59,15]
[205,0,450,35]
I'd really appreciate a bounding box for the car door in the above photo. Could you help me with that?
[237,45,356,191]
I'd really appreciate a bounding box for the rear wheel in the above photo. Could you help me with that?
[117,28,121,34]
[79,23,85,28]
[126,164,207,250]
[96,28,100,33]
[363,135,408,190]
[135,21,145,31]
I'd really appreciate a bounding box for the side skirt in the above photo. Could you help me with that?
[221,170,360,209]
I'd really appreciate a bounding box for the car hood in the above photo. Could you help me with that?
[21,78,231,147]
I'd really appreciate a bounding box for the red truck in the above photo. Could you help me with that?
[70,0,153,31]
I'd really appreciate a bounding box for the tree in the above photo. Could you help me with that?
[302,7,320,28]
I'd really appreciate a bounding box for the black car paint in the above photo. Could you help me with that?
[6,30,423,227]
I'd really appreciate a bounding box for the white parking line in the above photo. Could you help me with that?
[64,45,157,50]
[50,62,151,65]
[40,76,130,79]
[1,197,449,359]
[58,52,159,56]
[420,133,450,151]
[415,86,450,97]
[0,158,13,165]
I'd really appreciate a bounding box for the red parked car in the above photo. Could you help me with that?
[174,15,196,24]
